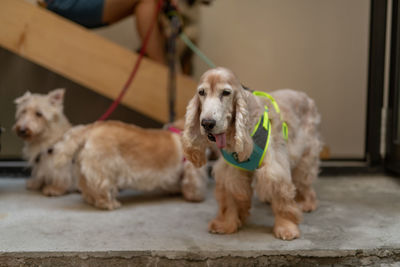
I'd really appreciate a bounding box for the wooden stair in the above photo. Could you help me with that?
[0,0,197,123]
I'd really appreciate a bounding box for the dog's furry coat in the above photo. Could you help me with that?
[14,90,206,206]
[182,67,322,240]
[45,120,207,209]
[13,89,72,193]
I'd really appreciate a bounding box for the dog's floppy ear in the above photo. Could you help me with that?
[233,87,253,162]
[48,88,65,106]
[182,94,207,167]
[14,91,31,105]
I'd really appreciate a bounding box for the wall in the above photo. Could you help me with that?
[23,0,371,158]
[96,0,370,158]
[193,0,370,158]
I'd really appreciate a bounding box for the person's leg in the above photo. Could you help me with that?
[103,0,166,64]
[134,0,166,64]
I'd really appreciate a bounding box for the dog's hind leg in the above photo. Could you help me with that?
[209,160,252,234]
[291,146,320,212]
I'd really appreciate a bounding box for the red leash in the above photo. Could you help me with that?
[98,0,164,121]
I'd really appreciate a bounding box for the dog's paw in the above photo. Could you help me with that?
[95,199,121,210]
[82,193,95,205]
[296,192,318,212]
[42,185,67,197]
[183,190,205,202]
[297,199,318,212]
[26,178,42,190]
[208,218,240,234]
[182,181,206,203]
[273,218,300,241]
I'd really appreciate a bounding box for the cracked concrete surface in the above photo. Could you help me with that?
[0,176,399,266]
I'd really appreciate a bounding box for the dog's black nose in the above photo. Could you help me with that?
[201,119,216,131]
[16,127,31,138]
[17,128,27,136]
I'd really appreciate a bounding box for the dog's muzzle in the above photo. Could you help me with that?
[16,126,32,139]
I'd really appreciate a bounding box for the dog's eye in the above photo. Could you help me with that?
[198,89,205,96]
[222,90,231,96]
[35,111,43,117]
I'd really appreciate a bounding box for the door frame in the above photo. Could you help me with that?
[385,0,400,173]
[322,0,389,175]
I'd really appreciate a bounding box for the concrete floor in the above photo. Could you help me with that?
[0,175,400,266]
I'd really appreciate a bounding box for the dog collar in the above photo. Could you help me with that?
[34,152,41,164]
[221,91,288,171]
[168,126,182,135]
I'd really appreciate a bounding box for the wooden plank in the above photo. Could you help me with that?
[0,0,197,122]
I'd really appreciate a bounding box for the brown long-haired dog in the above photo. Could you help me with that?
[182,67,322,240]
[44,120,207,210]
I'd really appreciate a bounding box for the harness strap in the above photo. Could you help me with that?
[252,91,289,141]
[221,106,271,171]
[221,90,289,171]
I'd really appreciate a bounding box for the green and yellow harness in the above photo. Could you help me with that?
[221,91,288,171]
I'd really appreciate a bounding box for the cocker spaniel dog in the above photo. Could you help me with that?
[182,67,321,240]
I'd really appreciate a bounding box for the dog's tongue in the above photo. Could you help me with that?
[214,133,226,149]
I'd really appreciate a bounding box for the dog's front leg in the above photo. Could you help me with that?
[42,183,70,197]
[26,166,44,190]
[26,176,44,190]
[181,161,207,202]
[209,160,252,234]
[255,164,302,241]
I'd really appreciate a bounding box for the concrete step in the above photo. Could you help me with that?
[0,176,399,266]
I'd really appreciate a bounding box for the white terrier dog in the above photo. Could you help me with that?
[13,89,72,194]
